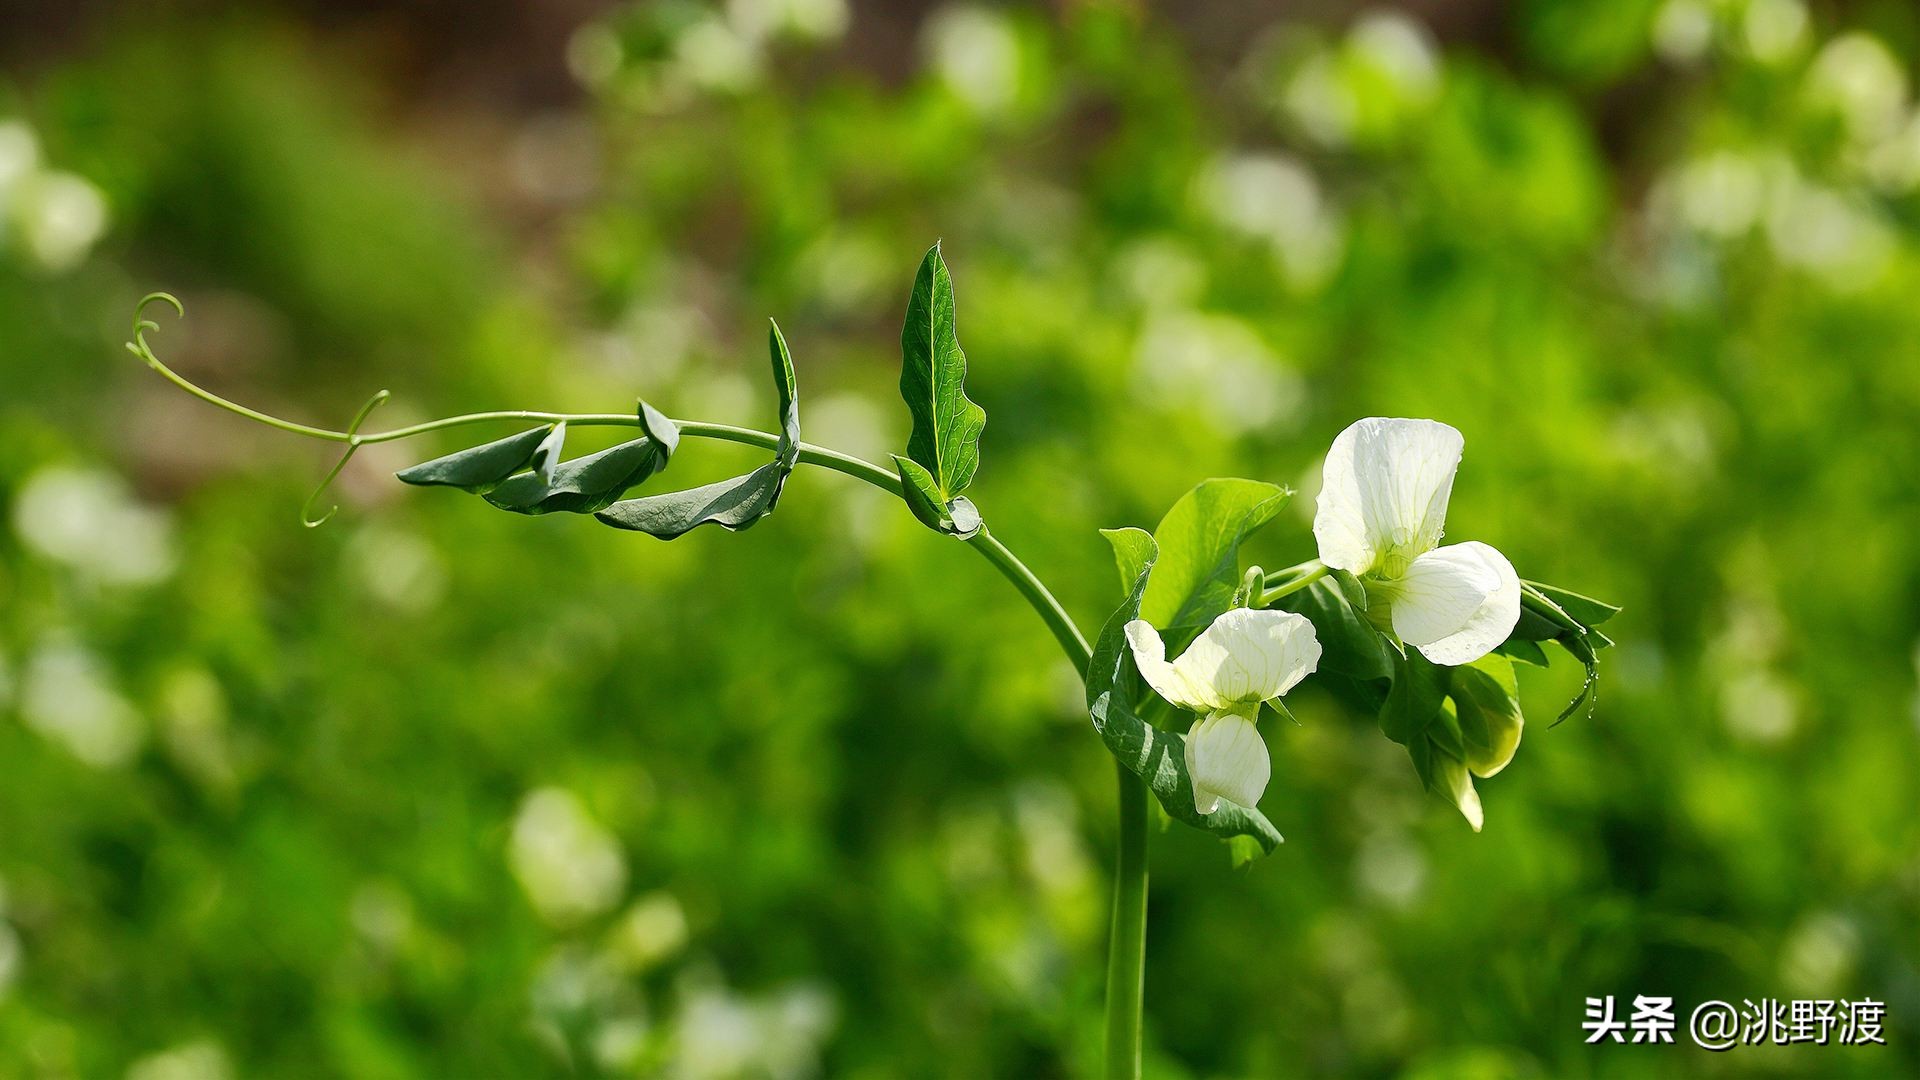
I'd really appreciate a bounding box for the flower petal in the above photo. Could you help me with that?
[1125,620,1223,713]
[1171,607,1322,706]
[1313,418,1463,574]
[1392,542,1520,666]
[1184,711,1271,814]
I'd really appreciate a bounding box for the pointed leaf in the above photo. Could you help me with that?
[483,436,672,515]
[595,462,788,539]
[591,333,799,539]
[1086,534,1285,853]
[898,242,986,504]
[1141,478,1290,631]
[1526,581,1620,627]
[769,321,800,464]
[1101,527,1156,598]
[396,426,554,493]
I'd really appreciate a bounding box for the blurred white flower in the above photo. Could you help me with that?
[1314,418,1521,669]
[1125,608,1321,814]
[674,973,839,1080]
[1779,911,1860,994]
[925,7,1022,115]
[1764,175,1894,287]
[1863,112,1920,192]
[1113,236,1207,310]
[14,172,108,273]
[345,524,447,614]
[1191,152,1345,289]
[1349,11,1440,104]
[728,0,849,42]
[1742,0,1808,64]
[675,16,762,94]
[1353,829,1427,908]
[125,1040,233,1080]
[1657,149,1771,238]
[21,641,145,769]
[608,891,689,972]
[1652,0,1715,64]
[1133,309,1305,435]
[1805,33,1908,143]
[511,787,628,924]
[12,466,176,587]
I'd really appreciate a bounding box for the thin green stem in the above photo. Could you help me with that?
[966,528,1091,674]
[1258,559,1328,605]
[132,293,1141,1078]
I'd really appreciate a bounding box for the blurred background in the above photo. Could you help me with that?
[2,0,1918,1075]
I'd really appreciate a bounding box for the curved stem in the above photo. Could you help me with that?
[967,528,1091,674]
[1259,559,1328,605]
[132,296,1141,1077]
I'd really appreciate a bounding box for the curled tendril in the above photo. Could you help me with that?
[129,291,185,365]
[301,389,392,528]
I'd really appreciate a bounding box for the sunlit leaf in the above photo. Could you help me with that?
[895,243,987,537]
[1139,478,1289,632]
[1450,654,1523,777]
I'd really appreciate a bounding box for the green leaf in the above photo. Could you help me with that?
[484,437,671,516]
[593,325,799,539]
[1450,654,1523,777]
[480,401,680,516]
[1495,637,1551,667]
[395,426,555,493]
[1086,534,1285,854]
[1101,527,1156,597]
[899,242,985,502]
[1378,649,1448,746]
[1273,575,1393,682]
[1526,581,1620,626]
[1509,580,1618,725]
[594,461,789,539]
[893,455,981,539]
[1140,478,1290,632]
[768,321,800,464]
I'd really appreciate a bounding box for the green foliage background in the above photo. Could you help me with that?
[2,1,1918,1075]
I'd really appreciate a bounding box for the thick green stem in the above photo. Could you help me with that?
[131,298,1143,1078]
[1105,760,1148,1079]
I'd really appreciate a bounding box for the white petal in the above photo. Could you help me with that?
[1184,711,1271,814]
[1392,542,1520,666]
[1313,418,1463,574]
[1171,607,1322,705]
[1435,750,1484,832]
[1125,620,1222,712]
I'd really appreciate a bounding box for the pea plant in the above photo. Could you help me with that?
[128,244,1615,1078]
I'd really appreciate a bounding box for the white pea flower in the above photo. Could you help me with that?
[1312,417,1520,666]
[1125,608,1322,814]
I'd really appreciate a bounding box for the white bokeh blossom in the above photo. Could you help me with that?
[1313,417,1520,666]
[1124,608,1321,814]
